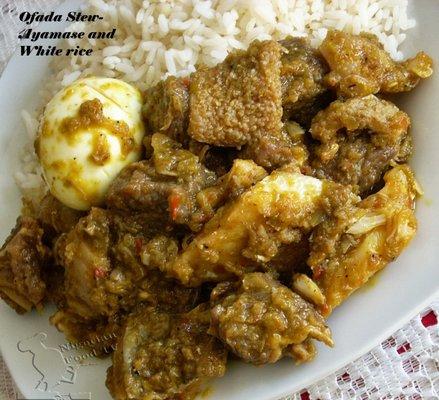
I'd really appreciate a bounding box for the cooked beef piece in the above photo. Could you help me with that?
[189,40,283,147]
[320,30,433,98]
[280,37,330,126]
[188,140,238,177]
[142,76,190,144]
[264,236,310,280]
[189,40,300,168]
[0,217,49,313]
[106,160,177,216]
[151,133,218,231]
[37,193,84,235]
[160,168,357,287]
[238,126,300,169]
[113,231,200,313]
[209,273,332,365]
[107,133,216,231]
[240,121,310,170]
[143,39,328,168]
[107,304,227,400]
[137,269,201,312]
[309,165,418,316]
[43,262,67,309]
[311,134,408,195]
[309,95,411,194]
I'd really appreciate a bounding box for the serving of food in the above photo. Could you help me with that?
[0,1,437,399]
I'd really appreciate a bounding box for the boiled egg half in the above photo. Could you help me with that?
[36,77,145,210]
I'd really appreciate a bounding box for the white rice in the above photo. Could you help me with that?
[16,0,416,197]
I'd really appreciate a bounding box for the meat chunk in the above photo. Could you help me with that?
[106,160,177,216]
[189,40,283,147]
[189,40,298,168]
[56,208,116,319]
[280,37,331,126]
[193,159,267,222]
[309,95,411,194]
[37,193,84,235]
[308,165,418,316]
[107,133,216,231]
[209,273,332,365]
[0,217,49,313]
[320,30,433,98]
[160,169,357,286]
[56,207,201,321]
[106,305,227,400]
[142,76,190,144]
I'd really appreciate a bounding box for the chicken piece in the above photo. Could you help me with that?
[0,217,49,313]
[161,168,357,286]
[280,37,331,126]
[107,133,216,231]
[37,193,84,235]
[209,273,332,365]
[320,30,433,98]
[142,76,190,144]
[55,208,116,319]
[310,95,411,194]
[106,304,227,400]
[193,159,268,222]
[308,165,418,316]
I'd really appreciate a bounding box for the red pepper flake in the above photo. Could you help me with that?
[135,238,143,255]
[94,267,108,279]
[313,266,324,280]
[169,193,181,221]
[181,77,190,88]
[421,310,437,328]
[397,342,411,354]
[320,303,330,316]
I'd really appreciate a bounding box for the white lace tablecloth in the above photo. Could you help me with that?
[1,1,438,400]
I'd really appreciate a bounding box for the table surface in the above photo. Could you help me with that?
[0,1,438,399]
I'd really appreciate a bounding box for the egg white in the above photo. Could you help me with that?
[37,77,145,210]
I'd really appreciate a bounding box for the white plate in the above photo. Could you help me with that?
[1,1,438,399]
